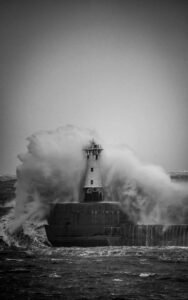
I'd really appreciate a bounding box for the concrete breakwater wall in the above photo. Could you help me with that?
[46,203,188,247]
[46,203,130,246]
[121,224,188,247]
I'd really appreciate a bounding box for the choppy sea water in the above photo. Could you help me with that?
[0,206,188,299]
[0,245,188,300]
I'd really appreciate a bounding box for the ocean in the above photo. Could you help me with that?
[0,241,188,299]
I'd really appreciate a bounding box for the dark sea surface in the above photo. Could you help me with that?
[0,245,188,300]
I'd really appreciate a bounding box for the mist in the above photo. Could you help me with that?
[8,125,188,233]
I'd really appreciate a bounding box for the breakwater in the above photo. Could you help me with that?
[0,175,188,247]
[121,224,188,246]
[45,203,188,247]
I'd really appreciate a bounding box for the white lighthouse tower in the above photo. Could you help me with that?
[83,140,103,202]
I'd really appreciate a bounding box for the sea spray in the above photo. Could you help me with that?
[101,144,188,225]
[0,207,50,249]
[7,125,188,236]
[8,125,99,234]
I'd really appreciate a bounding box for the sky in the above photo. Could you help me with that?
[0,0,188,174]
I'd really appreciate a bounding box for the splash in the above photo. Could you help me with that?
[101,145,188,225]
[8,125,99,234]
[8,125,188,235]
[0,207,50,249]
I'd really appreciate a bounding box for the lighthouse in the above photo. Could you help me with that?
[83,140,103,202]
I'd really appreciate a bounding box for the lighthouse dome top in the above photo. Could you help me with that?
[84,139,103,153]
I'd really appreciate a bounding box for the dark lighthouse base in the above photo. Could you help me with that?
[45,202,188,247]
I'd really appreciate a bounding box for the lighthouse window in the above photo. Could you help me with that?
[91,167,94,172]
[91,180,93,185]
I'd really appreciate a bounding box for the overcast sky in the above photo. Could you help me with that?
[0,0,188,174]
